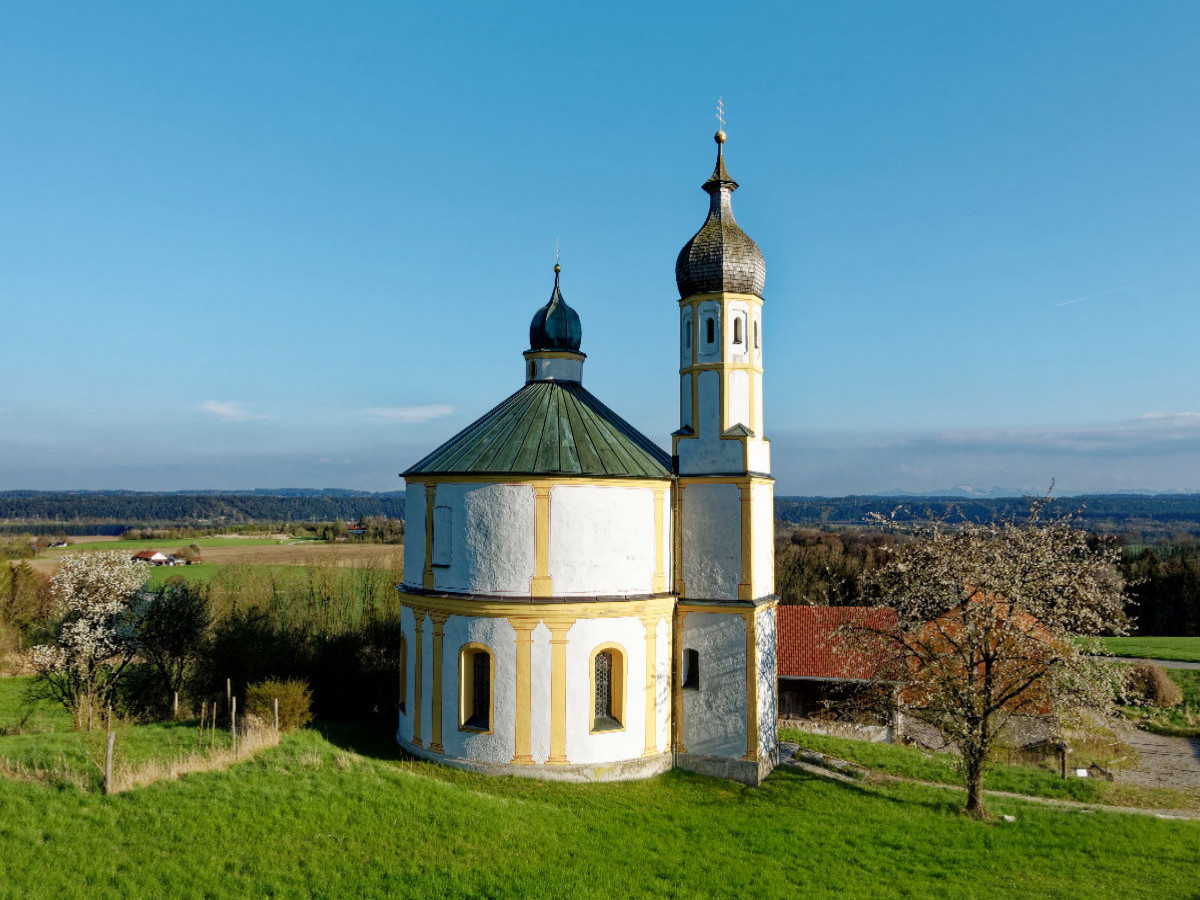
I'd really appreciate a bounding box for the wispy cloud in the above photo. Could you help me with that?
[365,405,454,423]
[1054,285,1130,307]
[200,400,265,422]
[1141,411,1200,423]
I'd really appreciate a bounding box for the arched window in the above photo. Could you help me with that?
[399,632,408,714]
[682,648,700,690]
[433,505,452,567]
[733,317,743,345]
[459,644,493,733]
[705,318,715,344]
[590,644,626,733]
[753,319,760,349]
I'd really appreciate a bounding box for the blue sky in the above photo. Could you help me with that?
[2,1,1197,495]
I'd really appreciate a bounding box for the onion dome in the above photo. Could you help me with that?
[675,130,766,298]
[529,264,582,352]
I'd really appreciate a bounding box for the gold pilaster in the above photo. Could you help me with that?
[546,617,575,764]
[672,608,688,753]
[640,612,660,756]
[413,613,424,747]
[510,617,536,765]
[422,484,436,589]
[429,612,447,754]
[652,487,667,594]
[743,610,759,761]
[531,486,553,598]
[738,483,753,601]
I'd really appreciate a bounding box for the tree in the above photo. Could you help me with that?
[860,500,1127,817]
[30,551,147,729]
[137,579,211,707]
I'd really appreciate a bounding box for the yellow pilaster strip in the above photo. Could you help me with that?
[413,614,424,747]
[510,617,536,765]
[422,484,436,589]
[672,609,688,754]
[429,612,447,754]
[738,482,753,601]
[743,610,760,761]
[640,612,659,756]
[531,486,553,597]
[546,617,574,765]
[652,488,666,593]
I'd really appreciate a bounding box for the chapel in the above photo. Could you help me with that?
[396,128,778,784]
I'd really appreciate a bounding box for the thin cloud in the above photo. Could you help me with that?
[366,405,454,423]
[1141,411,1200,423]
[1054,285,1130,307]
[200,400,265,422]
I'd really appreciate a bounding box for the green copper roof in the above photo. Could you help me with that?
[404,381,672,479]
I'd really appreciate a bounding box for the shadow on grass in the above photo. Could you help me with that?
[316,718,408,762]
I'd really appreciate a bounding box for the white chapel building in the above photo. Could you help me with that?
[397,129,778,784]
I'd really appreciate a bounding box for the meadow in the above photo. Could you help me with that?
[0,715,1196,899]
[1101,636,1200,663]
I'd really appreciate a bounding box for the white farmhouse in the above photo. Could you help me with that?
[397,129,777,784]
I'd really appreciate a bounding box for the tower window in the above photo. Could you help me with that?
[684,323,691,350]
[591,644,626,732]
[754,320,760,349]
[528,361,535,380]
[459,644,493,732]
[733,317,743,345]
[432,505,452,567]
[682,648,700,690]
[705,318,715,344]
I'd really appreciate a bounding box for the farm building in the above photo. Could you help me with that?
[396,128,778,784]
[131,550,169,565]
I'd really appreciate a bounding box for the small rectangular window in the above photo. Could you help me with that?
[705,318,715,344]
[733,317,744,345]
[460,646,492,732]
[683,648,700,690]
[432,505,452,567]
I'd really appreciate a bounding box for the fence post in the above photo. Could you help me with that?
[226,678,232,716]
[103,731,116,795]
[274,698,279,733]
[173,691,179,718]
[231,696,237,756]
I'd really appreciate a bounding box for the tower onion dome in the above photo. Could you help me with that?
[529,264,582,352]
[675,130,766,298]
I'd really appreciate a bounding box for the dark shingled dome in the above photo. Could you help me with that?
[675,138,766,298]
[529,268,582,352]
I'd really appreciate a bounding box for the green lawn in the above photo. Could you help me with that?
[0,724,1195,898]
[1100,636,1200,663]
[780,727,1199,813]
[1124,669,1200,739]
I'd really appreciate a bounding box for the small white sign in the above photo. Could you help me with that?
[1074,768,1090,778]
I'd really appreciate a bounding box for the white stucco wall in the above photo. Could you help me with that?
[528,357,583,382]
[752,371,763,435]
[726,301,750,365]
[656,615,671,752]
[550,485,657,596]
[397,605,416,745]
[746,437,771,474]
[752,481,774,599]
[681,483,741,600]
[680,374,693,430]
[563,616,649,765]
[756,606,777,759]
[530,621,552,764]
[728,369,749,430]
[420,611,432,745]
[430,483,535,595]
[439,615,517,764]
[402,483,425,589]
[681,612,747,758]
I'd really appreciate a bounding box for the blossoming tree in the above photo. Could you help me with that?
[31,551,147,730]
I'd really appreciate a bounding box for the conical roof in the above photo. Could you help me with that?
[404,380,672,478]
[675,132,766,297]
[529,265,582,352]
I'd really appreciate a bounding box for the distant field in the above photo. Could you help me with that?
[1100,637,1200,663]
[44,536,301,551]
[29,540,403,577]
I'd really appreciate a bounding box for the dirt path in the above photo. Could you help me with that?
[1110,721,1200,790]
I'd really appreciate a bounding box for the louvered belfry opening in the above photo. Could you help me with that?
[594,650,619,731]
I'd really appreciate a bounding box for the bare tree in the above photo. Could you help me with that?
[860,498,1127,817]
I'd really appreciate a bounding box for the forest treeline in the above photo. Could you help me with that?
[776,494,1200,538]
[774,526,1200,637]
[0,490,407,532]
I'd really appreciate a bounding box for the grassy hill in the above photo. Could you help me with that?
[0,720,1197,898]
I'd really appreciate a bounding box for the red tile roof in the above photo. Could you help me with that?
[132,550,160,559]
[777,605,897,681]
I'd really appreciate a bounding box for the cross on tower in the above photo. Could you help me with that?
[716,96,725,131]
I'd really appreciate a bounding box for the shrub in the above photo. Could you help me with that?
[1127,661,1184,708]
[246,678,313,731]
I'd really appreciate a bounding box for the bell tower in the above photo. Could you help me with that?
[671,126,777,785]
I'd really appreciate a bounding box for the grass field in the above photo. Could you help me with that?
[45,537,299,551]
[1124,669,1200,739]
[2,676,1198,897]
[1101,637,1200,663]
[0,722,1196,898]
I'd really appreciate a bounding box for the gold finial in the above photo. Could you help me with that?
[554,238,561,273]
[715,96,726,143]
